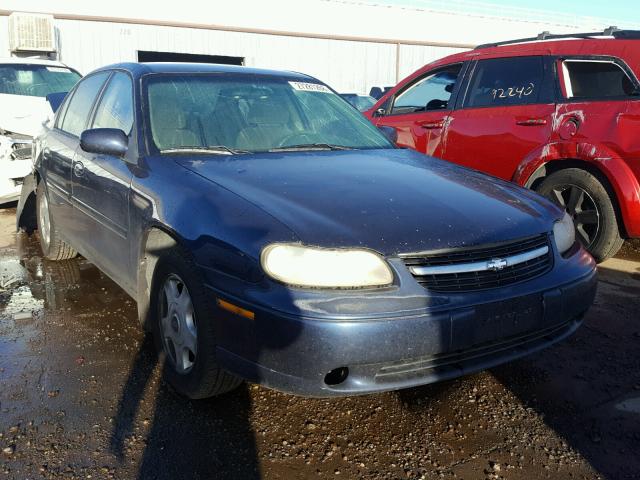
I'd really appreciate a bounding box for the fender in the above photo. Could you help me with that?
[15,170,38,234]
[514,141,640,237]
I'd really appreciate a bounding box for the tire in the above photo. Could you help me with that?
[36,182,78,261]
[150,246,242,399]
[536,168,624,262]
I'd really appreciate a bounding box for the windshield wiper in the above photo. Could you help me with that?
[160,145,250,155]
[268,143,354,152]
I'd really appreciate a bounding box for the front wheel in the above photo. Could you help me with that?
[36,182,77,261]
[151,247,242,398]
[536,168,623,262]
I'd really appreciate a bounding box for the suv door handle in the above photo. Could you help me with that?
[516,118,548,126]
[73,161,85,177]
[419,121,445,129]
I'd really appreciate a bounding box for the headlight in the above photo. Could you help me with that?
[261,244,393,288]
[553,211,576,254]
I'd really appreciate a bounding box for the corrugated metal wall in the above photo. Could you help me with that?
[54,18,468,93]
[5,16,466,93]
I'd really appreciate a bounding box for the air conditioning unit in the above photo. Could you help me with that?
[9,13,56,53]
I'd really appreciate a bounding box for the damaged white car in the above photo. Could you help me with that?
[0,58,81,204]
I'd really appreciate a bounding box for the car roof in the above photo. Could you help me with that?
[0,57,71,67]
[91,62,319,82]
[428,38,640,68]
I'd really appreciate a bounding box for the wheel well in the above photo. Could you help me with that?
[136,227,179,330]
[16,171,41,234]
[525,159,627,237]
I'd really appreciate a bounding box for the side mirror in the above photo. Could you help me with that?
[373,107,387,118]
[378,126,397,144]
[80,128,128,157]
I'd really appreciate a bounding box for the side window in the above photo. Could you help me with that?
[54,92,73,130]
[60,72,110,137]
[391,65,462,115]
[465,56,546,108]
[91,72,134,134]
[562,60,637,99]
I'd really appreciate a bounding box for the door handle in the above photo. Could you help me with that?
[419,121,445,129]
[73,161,85,177]
[516,118,547,126]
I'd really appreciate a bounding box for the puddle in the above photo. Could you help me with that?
[615,397,640,414]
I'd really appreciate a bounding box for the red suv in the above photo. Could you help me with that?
[367,29,640,261]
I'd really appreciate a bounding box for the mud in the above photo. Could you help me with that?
[1,206,639,480]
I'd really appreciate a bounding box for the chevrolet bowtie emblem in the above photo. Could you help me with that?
[487,258,508,271]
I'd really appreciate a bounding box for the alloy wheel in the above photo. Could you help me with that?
[548,184,600,248]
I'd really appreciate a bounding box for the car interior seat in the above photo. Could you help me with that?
[235,96,292,151]
[150,96,203,150]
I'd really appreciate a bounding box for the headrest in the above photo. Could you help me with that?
[246,97,290,125]
[151,97,189,129]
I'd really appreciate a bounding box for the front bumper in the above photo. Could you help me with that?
[0,134,33,204]
[209,248,597,397]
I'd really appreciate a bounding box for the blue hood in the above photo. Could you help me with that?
[175,149,562,256]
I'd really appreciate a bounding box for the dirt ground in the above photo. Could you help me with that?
[0,205,639,480]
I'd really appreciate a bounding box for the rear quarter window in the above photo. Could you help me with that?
[561,60,637,99]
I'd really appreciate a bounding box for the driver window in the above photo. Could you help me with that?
[391,64,462,115]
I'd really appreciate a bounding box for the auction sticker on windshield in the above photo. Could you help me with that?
[289,81,332,93]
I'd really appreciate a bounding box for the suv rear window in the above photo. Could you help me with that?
[465,56,547,108]
[562,60,637,99]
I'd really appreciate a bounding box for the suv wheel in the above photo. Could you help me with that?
[36,182,78,261]
[536,168,623,262]
[151,247,242,398]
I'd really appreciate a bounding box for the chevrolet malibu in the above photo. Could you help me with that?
[16,63,597,398]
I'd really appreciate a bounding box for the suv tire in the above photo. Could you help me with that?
[536,168,623,262]
[150,246,242,399]
[36,182,78,261]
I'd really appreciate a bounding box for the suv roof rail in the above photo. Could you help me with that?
[475,26,640,50]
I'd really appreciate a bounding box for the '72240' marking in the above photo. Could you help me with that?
[491,83,535,100]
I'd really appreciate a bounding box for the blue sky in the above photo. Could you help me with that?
[377,0,640,24]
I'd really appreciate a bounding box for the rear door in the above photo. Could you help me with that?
[555,55,640,163]
[442,56,556,180]
[71,71,135,289]
[372,63,464,158]
[43,72,111,238]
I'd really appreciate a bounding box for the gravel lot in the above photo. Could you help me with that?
[1,206,639,480]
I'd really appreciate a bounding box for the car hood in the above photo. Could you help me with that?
[0,93,52,137]
[176,149,562,255]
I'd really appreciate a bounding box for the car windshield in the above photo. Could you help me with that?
[145,73,393,153]
[341,94,376,112]
[0,64,81,98]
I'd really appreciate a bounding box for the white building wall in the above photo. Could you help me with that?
[1,0,636,93]
[45,18,406,92]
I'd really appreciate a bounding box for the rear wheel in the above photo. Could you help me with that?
[536,168,623,262]
[36,182,77,261]
[151,247,242,398]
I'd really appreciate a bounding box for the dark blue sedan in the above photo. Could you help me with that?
[17,63,597,398]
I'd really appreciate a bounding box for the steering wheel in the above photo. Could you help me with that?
[277,133,316,147]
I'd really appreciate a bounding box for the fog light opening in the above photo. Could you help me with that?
[324,367,349,386]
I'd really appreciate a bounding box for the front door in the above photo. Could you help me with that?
[45,71,111,240]
[71,71,135,290]
[443,56,556,180]
[373,64,463,158]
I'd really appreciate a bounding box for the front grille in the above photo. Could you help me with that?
[402,234,553,292]
[375,317,576,382]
